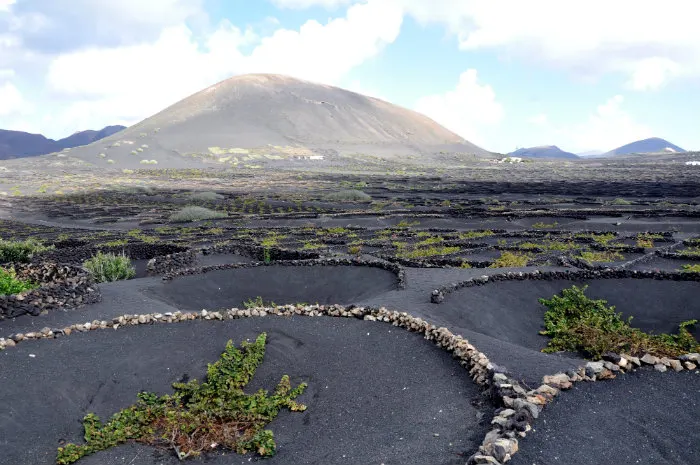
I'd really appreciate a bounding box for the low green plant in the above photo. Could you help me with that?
[0,238,54,263]
[348,245,362,255]
[459,230,494,240]
[323,190,371,202]
[396,245,459,259]
[489,251,529,268]
[395,220,420,229]
[98,239,128,248]
[577,250,624,263]
[170,206,227,223]
[610,198,632,205]
[680,264,700,273]
[532,221,558,229]
[56,334,307,464]
[539,285,699,359]
[0,268,37,295]
[83,252,136,283]
[190,191,224,201]
[678,246,700,257]
[575,232,616,245]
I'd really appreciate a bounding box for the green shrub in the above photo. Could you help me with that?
[539,285,699,359]
[56,334,306,464]
[489,251,529,268]
[0,238,54,264]
[577,250,624,263]
[681,264,700,273]
[396,245,460,259]
[169,206,227,223]
[459,230,494,240]
[189,191,224,201]
[532,221,558,229]
[323,189,372,202]
[83,252,136,283]
[0,268,37,295]
[678,247,700,257]
[610,198,632,205]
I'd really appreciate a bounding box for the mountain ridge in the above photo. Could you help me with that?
[0,125,126,160]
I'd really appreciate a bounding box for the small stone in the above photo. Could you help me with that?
[683,361,697,370]
[597,369,616,380]
[535,384,559,398]
[585,361,605,377]
[641,354,659,365]
[4,339,15,347]
[543,373,572,390]
[669,360,683,372]
[513,399,540,419]
[621,353,640,367]
[468,455,501,465]
[363,315,376,321]
[602,352,621,364]
[492,438,518,463]
[654,363,667,373]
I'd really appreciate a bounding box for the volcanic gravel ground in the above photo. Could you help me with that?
[629,257,697,272]
[442,279,700,340]
[0,317,491,465]
[511,369,700,465]
[145,266,399,310]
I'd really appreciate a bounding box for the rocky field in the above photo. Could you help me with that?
[0,169,698,465]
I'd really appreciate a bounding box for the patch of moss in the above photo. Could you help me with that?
[56,333,306,463]
[539,285,699,359]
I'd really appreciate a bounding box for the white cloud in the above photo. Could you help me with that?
[527,113,548,127]
[33,0,402,138]
[627,57,681,91]
[0,0,15,12]
[414,69,503,146]
[0,81,25,117]
[400,0,700,89]
[531,95,654,152]
[568,95,653,151]
[247,0,402,83]
[271,0,353,9]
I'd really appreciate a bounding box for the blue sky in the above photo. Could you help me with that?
[1,0,698,153]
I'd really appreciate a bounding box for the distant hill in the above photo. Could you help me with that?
[0,125,126,160]
[55,125,126,150]
[509,145,579,159]
[604,137,686,156]
[55,73,489,169]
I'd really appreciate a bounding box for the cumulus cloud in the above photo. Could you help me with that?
[568,95,653,151]
[0,81,24,117]
[627,57,682,91]
[414,69,504,146]
[270,0,353,9]
[0,0,15,12]
[5,0,205,53]
[27,0,402,137]
[400,0,700,89]
[531,96,654,153]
